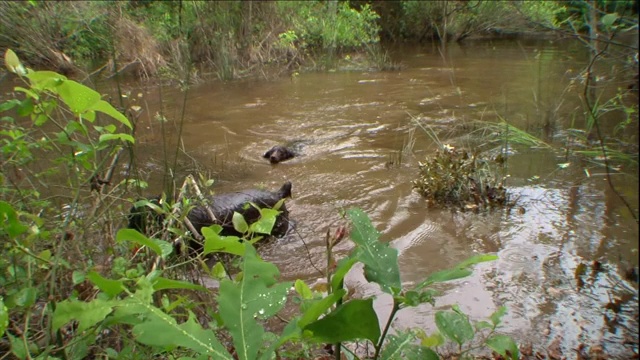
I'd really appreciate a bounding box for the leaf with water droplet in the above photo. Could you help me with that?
[381,331,439,360]
[56,79,101,115]
[218,245,291,360]
[347,208,401,295]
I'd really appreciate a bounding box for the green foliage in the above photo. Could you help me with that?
[381,331,439,360]
[435,309,474,345]
[1,191,512,359]
[399,0,565,42]
[558,0,637,32]
[515,1,566,29]
[1,50,132,221]
[417,305,519,360]
[347,208,401,295]
[413,144,508,210]
[276,1,381,55]
[304,298,380,344]
[218,245,291,360]
[0,53,516,357]
[0,2,113,66]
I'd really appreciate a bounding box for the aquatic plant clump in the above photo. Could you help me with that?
[413,145,508,210]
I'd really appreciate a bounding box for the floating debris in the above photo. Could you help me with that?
[413,144,509,210]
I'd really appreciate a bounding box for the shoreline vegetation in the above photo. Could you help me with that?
[0,1,638,359]
[0,1,606,83]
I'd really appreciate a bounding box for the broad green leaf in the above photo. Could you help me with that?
[455,254,498,268]
[0,99,21,112]
[486,334,519,360]
[116,228,163,256]
[249,208,278,234]
[37,249,51,265]
[92,99,132,128]
[16,98,34,117]
[34,114,48,126]
[218,245,291,360]
[133,310,231,357]
[12,287,37,307]
[86,271,125,298]
[304,298,380,344]
[272,198,285,211]
[82,109,96,122]
[26,70,66,90]
[211,261,227,279]
[53,298,114,332]
[259,319,301,360]
[475,320,493,330]
[298,289,346,328]
[419,331,445,347]
[0,298,8,337]
[14,86,38,100]
[418,268,472,289]
[601,13,618,28]
[5,49,26,75]
[99,133,135,144]
[72,271,85,285]
[65,334,92,360]
[331,256,358,293]
[202,226,245,256]
[152,277,206,292]
[57,80,101,114]
[434,310,474,346]
[400,289,438,307]
[294,279,313,300]
[0,201,28,237]
[490,305,507,326]
[8,333,27,360]
[418,347,439,360]
[415,254,497,290]
[232,211,249,234]
[347,208,401,295]
[152,238,174,259]
[381,332,439,360]
[94,124,116,133]
[107,280,154,323]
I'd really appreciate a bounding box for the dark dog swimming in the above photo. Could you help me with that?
[263,145,296,164]
[128,181,292,252]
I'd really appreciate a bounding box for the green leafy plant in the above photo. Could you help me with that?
[285,208,510,359]
[417,304,519,360]
[0,50,138,359]
[413,144,509,210]
[1,50,516,359]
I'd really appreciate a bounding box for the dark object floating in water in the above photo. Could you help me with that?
[128,181,292,252]
[264,145,296,164]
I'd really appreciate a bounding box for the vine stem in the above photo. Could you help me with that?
[374,300,400,359]
[582,27,638,225]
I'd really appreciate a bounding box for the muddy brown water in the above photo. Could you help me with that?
[9,38,639,357]
[126,39,638,358]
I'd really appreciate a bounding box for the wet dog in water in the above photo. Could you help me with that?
[263,145,296,164]
[128,181,292,253]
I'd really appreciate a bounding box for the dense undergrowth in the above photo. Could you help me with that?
[0,50,522,359]
[0,1,637,358]
[0,0,602,82]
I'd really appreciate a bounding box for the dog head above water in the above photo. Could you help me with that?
[263,145,295,164]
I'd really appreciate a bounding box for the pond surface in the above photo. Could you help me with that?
[118,38,638,358]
